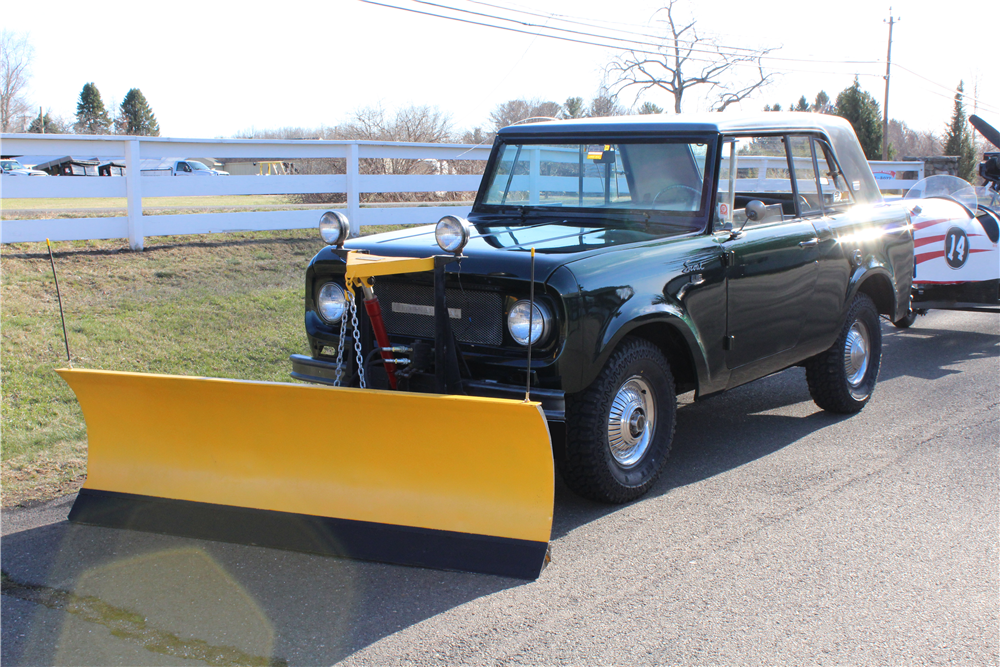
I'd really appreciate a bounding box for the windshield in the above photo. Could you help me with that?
[188,161,210,171]
[1,159,23,172]
[478,139,712,221]
[905,174,979,211]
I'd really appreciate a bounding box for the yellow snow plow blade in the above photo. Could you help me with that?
[60,368,554,579]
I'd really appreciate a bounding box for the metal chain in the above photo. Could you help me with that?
[350,292,366,389]
[333,287,351,387]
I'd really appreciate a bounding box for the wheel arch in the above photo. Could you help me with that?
[850,269,897,319]
[627,322,700,395]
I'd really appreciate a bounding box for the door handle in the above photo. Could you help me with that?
[799,238,819,248]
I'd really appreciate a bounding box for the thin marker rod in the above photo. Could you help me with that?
[524,247,535,402]
[46,239,71,362]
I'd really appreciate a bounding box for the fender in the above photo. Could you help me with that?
[833,201,913,323]
[573,291,717,398]
[846,255,910,323]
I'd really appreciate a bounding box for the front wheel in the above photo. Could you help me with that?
[561,337,676,503]
[805,293,882,413]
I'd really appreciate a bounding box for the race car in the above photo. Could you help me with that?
[893,116,1000,327]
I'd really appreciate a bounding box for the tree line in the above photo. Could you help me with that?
[762,77,981,181]
[1,30,159,136]
[20,81,159,137]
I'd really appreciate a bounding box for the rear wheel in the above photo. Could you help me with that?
[806,293,882,413]
[892,309,918,329]
[561,337,676,503]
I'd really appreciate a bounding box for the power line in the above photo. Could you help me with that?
[900,81,1000,116]
[359,0,884,75]
[893,63,999,113]
[461,0,764,54]
[406,0,774,61]
[358,0,762,67]
[456,0,883,66]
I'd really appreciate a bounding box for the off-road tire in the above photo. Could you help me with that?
[806,293,882,413]
[561,337,676,504]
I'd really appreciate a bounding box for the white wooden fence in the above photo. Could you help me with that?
[1,134,923,251]
[1,135,490,250]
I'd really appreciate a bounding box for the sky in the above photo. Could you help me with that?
[4,0,997,140]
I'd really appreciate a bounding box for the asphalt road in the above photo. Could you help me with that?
[2,309,997,666]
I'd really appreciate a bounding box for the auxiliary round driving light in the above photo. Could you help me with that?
[435,215,471,255]
[319,211,351,247]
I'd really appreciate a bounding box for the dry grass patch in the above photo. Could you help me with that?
[1,441,88,508]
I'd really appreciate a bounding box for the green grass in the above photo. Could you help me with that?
[0,229,329,505]
[1,226,418,505]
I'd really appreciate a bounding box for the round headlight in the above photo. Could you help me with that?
[317,283,348,323]
[435,215,471,254]
[319,211,350,247]
[507,300,552,346]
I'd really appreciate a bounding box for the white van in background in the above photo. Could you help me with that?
[141,159,229,176]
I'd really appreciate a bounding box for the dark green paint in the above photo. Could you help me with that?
[302,121,912,403]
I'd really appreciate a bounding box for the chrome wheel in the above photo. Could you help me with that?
[806,293,882,414]
[607,376,655,468]
[843,320,870,398]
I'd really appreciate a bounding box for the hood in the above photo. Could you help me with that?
[343,216,685,282]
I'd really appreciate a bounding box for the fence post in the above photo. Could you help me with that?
[124,139,144,251]
[528,147,541,205]
[346,142,361,236]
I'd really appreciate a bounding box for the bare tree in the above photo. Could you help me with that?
[1,30,33,132]
[283,104,464,204]
[339,103,453,144]
[607,1,776,113]
[489,98,562,132]
[887,119,940,159]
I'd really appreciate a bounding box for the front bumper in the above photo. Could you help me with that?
[290,354,566,421]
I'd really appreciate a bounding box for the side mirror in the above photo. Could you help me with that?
[745,200,766,222]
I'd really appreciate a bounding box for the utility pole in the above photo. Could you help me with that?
[882,9,899,161]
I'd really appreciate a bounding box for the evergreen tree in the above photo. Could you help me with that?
[942,81,977,181]
[118,88,160,136]
[835,78,882,160]
[562,96,586,119]
[28,109,65,133]
[813,91,832,114]
[637,101,664,115]
[588,85,628,117]
[794,96,810,112]
[75,82,110,134]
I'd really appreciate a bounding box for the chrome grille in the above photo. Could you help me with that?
[376,280,504,346]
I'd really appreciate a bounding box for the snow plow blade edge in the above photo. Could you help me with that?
[60,368,554,579]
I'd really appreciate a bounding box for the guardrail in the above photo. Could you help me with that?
[1,134,924,250]
[1,135,490,250]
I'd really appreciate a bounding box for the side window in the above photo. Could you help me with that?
[815,141,854,209]
[178,161,190,172]
[787,135,823,216]
[730,135,792,226]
